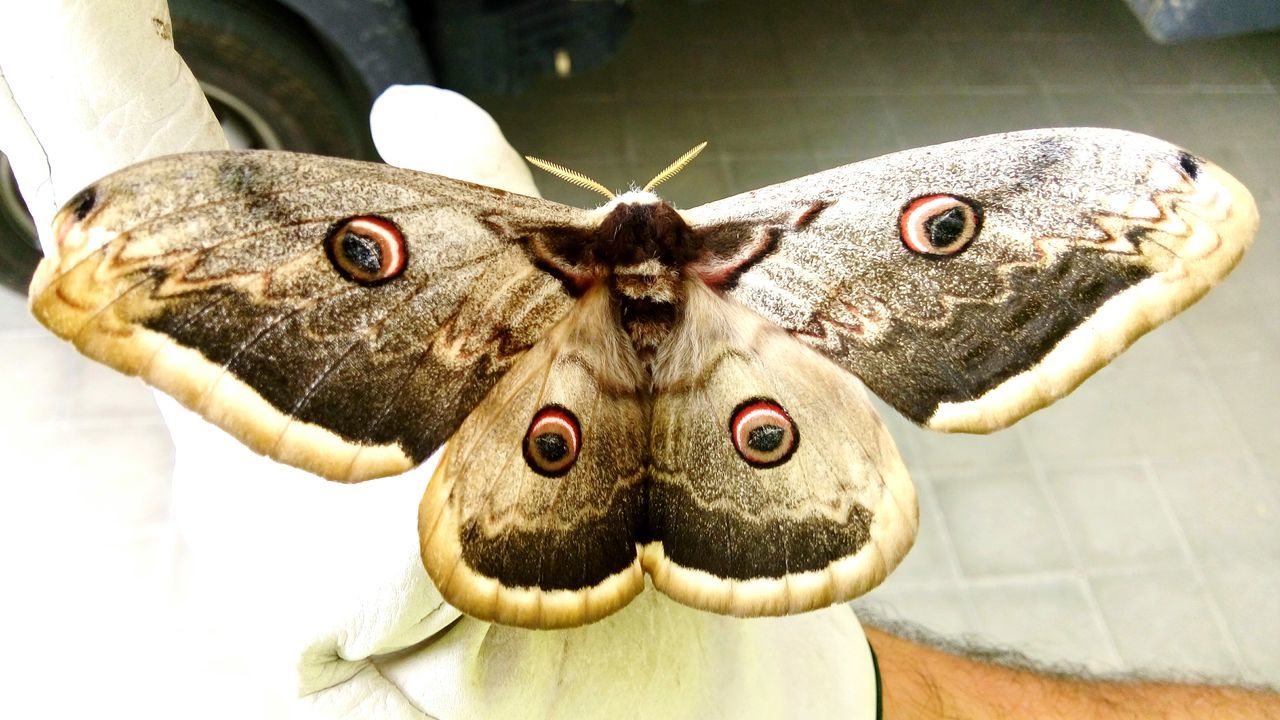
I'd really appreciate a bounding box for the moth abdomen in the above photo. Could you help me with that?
[617,294,678,361]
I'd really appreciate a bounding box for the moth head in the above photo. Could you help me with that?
[324,215,407,285]
[899,194,983,256]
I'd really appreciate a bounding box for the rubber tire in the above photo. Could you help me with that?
[0,0,377,295]
[0,156,40,294]
[169,0,376,158]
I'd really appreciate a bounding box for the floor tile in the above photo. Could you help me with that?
[907,427,1033,477]
[854,586,973,637]
[1210,360,1280,468]
[1204,94,1280,148]
[1091,569,1243,679]
[781,36,894,91]
[1113,366,1251,462]
[724,155,823,194]
[1028,39,1134,90]
[481,98,627,162]
[622,100,714,161]
[695,38,792,93]
[1045,463,1187,569]
[1178,41,1275,88]
[876,477,958,587]
[65,356,165,421]
[968,578,1121,672]
[794,95,898,159]
[706,97,810,154]
[648,160,732,210]
[1202,558,1280,685]
[1151,456,1280,562]
[1017,366,1146,466]
[933,469,1074,577]
[1045,90,1155,135]
[1180,287,1280,366]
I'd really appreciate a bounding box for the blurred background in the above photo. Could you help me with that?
[1,0,1277,686]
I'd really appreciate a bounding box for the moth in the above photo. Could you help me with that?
[30,128,1256,629]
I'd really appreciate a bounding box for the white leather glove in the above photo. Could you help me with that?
[0,3,880,718]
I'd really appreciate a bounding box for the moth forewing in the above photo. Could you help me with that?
[680,128,1257,436]
[925,151,1257,432]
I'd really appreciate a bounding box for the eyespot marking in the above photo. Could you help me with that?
[900,194,982,256]
[324,215,407,285]
[523,405,581,477]
[730,398,799,468]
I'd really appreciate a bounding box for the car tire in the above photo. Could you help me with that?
[0,0,376,295]
[0,154,41,294]
[169,0,376,158]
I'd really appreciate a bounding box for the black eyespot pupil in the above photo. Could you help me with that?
[925,207,967,247]
[746,424,785,453]
[534,433,569,462]
[341,232,382,274]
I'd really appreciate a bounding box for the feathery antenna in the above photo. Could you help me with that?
[524,155,615,200]
[643,141,708,192]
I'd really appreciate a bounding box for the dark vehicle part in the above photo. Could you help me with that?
[0,155,40,293]
[170,0,378,159]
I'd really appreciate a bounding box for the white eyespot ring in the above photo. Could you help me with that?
[325,215,407,285]
[730,398,799,468]
[900,194,982,256]
[523,405,581,477]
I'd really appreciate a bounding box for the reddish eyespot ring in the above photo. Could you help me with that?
[899,194,982,256]
[523,405,581,477]
[324,215,407,285]
[729,398,799,468]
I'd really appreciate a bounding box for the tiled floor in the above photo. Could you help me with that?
[1,0,1276,690]
[472,0,1280,684]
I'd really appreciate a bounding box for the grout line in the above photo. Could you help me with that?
[1138,456,1249,674]
[1164,328,1280,678]
[1016,424,1127,669]
[877,561,1198,594]
[911,474,995,634]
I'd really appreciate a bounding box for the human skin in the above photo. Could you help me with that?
[865,625,1280,719]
